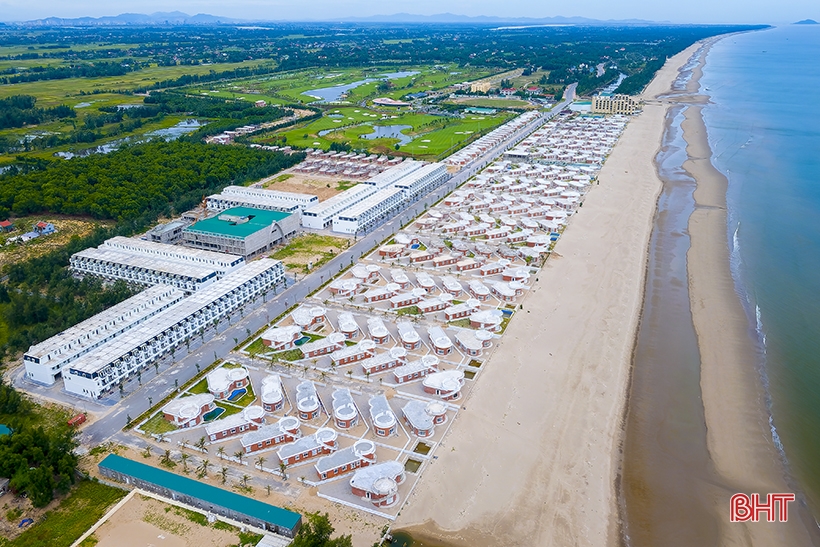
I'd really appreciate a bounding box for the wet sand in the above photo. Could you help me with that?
[622,37,819,546]
[392,44,703,547]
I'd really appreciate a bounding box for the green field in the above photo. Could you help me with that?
[0,60,274,104]
[446,97,537,109]
[1,481,126,547]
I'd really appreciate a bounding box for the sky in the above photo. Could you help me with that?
[0,0,816,25]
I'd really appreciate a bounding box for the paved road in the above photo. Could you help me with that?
[74,86,577,446]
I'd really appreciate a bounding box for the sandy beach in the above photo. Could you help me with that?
[392,45,702,546]
[682,86,817,545]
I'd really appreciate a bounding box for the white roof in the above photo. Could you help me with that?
[337,312,359,334]
[296,381,320,414]
[204,405,264,436]
[162,393,214,421]
[67,259,283,376]
[72,247,219,282]
[332,388,358,421]
[102,236,242,270]
[367,317,389,339]
[332,339,376,362]
[260,374,284,406]
[206,366,249,394]
[396,321,420,343]
[260,325,302,345]
[423,369,465,395]
[393,355,439,378]
[277,428,338,460]
[25,284,184,365]
[349,460,404,495]
[368,394,397,430]
[240,416,300,448]
[427,326,453,349]
[315,440,375,473]
[291,305,326,327]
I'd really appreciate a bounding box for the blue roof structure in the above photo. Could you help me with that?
[99,454,300,531]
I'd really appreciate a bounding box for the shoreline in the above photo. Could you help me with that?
[391,43,701,547]
[681,55,818,544]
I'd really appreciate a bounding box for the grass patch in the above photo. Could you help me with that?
[238,531,264,545]
[140,413,178,436]
[187,378,209,395]
[174,506,209,527]
[244,337,268,356]
[448,318,472,328]
[77,536,98,547]
[335,180,356,191]
[463,370,476,380]
[1,481,126,547]
[468,359,482,368]
[270,233,348,274]
[273,173,294,182]
[214,402,244,418]
[270,348,304,362]
[396,306,421,316]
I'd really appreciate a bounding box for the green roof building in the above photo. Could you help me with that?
[183,207,299,259]
[98,454,301,537]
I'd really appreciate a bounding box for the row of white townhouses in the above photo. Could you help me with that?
[301,160,448,233]
[205,185,318,214]
[70,236,245,293]
[25,259,285,399]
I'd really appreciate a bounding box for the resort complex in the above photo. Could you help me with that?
[15,84,633,544]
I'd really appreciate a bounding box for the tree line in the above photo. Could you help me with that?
[0,378,80,507]
[0,140,303,221]
[0,60,143,85]
[0,94,75,130]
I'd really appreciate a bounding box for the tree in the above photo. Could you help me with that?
[240,474,251,488]
[290,512,353,547]
[220,466,229,484]
[217,446,226,460]
[234,450,244,464]
[279,461,288,480]
[197,459,211,478]
[255,456,266,470]
[181,452,190,473]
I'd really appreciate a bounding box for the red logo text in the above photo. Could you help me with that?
[731,493,795,522]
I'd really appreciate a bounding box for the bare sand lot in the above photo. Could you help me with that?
[392,44,703,547]
[262,172,355,200]
[91,494,239,547]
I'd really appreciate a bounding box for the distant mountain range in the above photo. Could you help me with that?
[9,11,661,27]
[793,19,819,25]
[14,11,241,27]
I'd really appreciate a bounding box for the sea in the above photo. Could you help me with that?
[702,24,820,516]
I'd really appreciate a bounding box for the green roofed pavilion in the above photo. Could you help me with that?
[98,453,301,537]
[186,207,292,239]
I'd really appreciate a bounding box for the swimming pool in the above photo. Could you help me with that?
[227,388,247,402]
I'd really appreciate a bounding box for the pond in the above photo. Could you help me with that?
[303,70,419,102]
[360,124,413,145]
[54,119,204,159]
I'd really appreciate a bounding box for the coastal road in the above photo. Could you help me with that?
[76,85,577,446]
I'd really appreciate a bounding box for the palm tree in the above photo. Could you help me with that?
[195,436,208,453]
[180,439,189,451]
[217,446,226,460]
[142,445,152,458]
[265,485,271,496]
[197,459,211,478]
[219,466,229,485]
[279,461,288,480]
[162,449,173,466]
[255,456,266,470]
[240,474,251,488]
[234,451,244,464]
[181,453,190,473]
